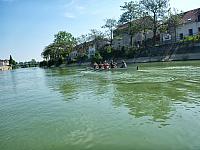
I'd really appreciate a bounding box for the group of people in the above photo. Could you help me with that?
[93,60,127,70]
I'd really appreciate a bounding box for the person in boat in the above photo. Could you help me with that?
[120,60,127,68]
[98,61,104,69]
[93,62,99,70]
[136,66,139,70]
[110,60,117,69]
[103,60,110,70]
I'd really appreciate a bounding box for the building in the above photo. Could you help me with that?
[113,8,200,48]
[69,38,109,60]
[69,50,78,60]
[174,8,200,41]
[0,59,9,66]
[113,16,154,49]
[87,44,96,59]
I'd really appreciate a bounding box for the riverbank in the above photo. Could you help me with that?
[130,52,200,63]
[64,52,200,67]
[0,66,12,71]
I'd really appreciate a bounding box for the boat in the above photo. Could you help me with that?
[86,67,128,72]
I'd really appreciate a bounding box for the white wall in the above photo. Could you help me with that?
[176,22,200,40]
[88,44,96,58]
[69,50,78,59]
[0,60,9,66]
[0,61,3,66]
[113,30,154,49]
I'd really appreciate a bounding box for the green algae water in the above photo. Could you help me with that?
[1,61,200,150]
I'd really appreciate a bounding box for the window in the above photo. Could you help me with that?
[198,15,200,22]
[198,27,200,33]
[188,29,193,36]
[179,33,183,40]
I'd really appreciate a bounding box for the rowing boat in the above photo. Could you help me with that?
[86,67,128,71]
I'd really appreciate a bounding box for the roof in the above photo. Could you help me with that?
[0,59,9,62]
[115,16,154,31]
[181,8,200,24]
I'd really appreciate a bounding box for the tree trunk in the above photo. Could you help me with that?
[110,29,113,46]
[129,22,133,47]
[143,27,147,48]
[130,35,133,47]
[153,12,157,46]
[174,26,177,42]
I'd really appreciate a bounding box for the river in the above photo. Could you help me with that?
[0,61,200,150]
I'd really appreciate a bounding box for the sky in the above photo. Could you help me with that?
[0,0,200,62]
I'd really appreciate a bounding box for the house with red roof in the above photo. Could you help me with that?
[175,8,200,41]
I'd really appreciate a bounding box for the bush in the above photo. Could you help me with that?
[183,35,200,43]
[77,54,88,63]
[91,52,103,63]
[39,60,48,67]
[47,59,55,67]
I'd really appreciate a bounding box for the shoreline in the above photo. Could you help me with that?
[65,52,200,67]
[0,66,12,71]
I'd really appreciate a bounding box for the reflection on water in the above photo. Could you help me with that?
[44,63,200,125]
[1,61,200,150]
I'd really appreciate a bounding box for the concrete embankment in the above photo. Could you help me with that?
[0,66,12,71]
[65,53,200,67]
[129,53,200,63]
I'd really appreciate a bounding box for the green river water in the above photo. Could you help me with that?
[0,61,200,150]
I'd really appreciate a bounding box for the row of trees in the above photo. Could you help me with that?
[41,0,182,66]
[41,29,108,66]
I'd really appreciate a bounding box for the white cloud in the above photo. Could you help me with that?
[64,12,76,19]
[63,0,87,18]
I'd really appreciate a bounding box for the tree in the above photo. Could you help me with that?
[88,29,105,50]
[91,52,103,63]
[41,31,76,66]
[76,34,89,56]
[140,0,170,45]
[41,43,57,61]
[77,34,89,45]
[54,31,77,58]
[168,8,182,42]
[102,18,117,45]
[88,29,105,41]
[9,55,16,66]
[119,1,140,46]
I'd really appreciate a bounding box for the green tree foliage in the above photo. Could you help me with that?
[88,29,105,50]
[140,0,170,45]
[119,1,140,46]
[76,54,88,63]
[119,1,140,24]
[9,55,16,66]
[102,18,117,45]
[54,31,77,58]
[76,34,89,57]
[41,31,76,66]
[168,8,182,42]
[89,29,105,41]
[41,43,56,60]
[91,52,103,63]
